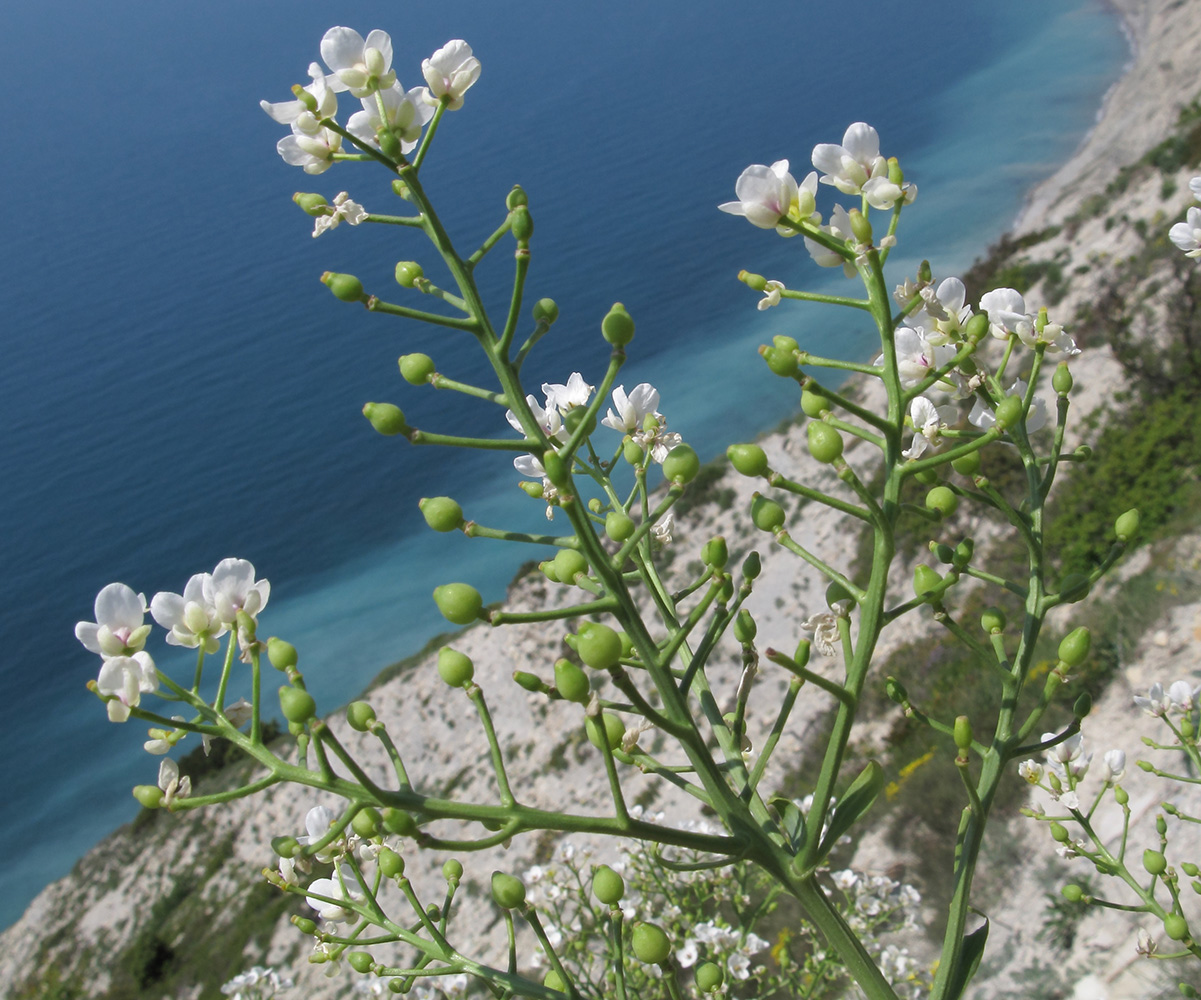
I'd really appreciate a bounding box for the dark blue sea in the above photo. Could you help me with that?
[0,0,1127,929]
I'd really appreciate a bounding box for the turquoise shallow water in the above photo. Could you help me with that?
[0,0,1128,929]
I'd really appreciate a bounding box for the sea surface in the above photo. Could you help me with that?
[0,0,1128,930]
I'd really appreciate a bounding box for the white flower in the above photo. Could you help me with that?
[889,326,955,388]
[804,203,857,275]
[832,869,858,892]
[979,287,1034,342]
[1100,749,1126,784]
[902,395,957,460]
[347,82,435,156]
[306,865,363,921]
[206,558,270,627]
[1018,759,1043,784]
[812,122,915,210]
[298,805,341,861]
[719,160,802,232]
[1170,206,1201,258]
[96,652,158,722]
[1043,731,1091,780]
[742,932,769,954]
[542,373,594,413]
[728,952,752,980]
[1167,680,1200,713]
[1134,682,1171,716]
[158,757,192,807]
[757,279,785,310]
[320,27,396,98]
[151,572,224,654]
[603,383,661,434]
[969,379,1048,433]
[76,583,151,658]
[261,63,338,131]
[313,192,368,238]
[421,40,481,110]
[1190,177,1201,202]
[675,939,698,967]
[651,510,675,547]
[802,611,842,657]
[1137,927,1158,956]
[276,127,343,175]
[222,965,293,999]
[919,277,973,344]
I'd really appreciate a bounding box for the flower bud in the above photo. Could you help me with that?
[632,922,672,965]
[433,583,484,625]
[925,486,958,517]
[1052,362,1073,396]
[399,353,436,384]
[953,538,974,568]
[918,259,933,283]
[272,835,301,857]
[588,712,625,750]
[739,270,768,291]
[293,916,318,935]
[953,715,973,752]
[1058,627,1091,667]
[541,450,569,488]
[279,686,316,723]
[601,303,635,346]
[528,297,559,326]
[1164,913,1190,941]
[727,443,768,477]
[933,542,955,564]
[773,335,799,353]
[1073,692,1092,720]
[552,548,589,583]
[377,129,403,160]
[348,951,374,974]
[751,494,786,532]
[394,261,424,288]
[993,395,1025,431]
[577,623,623,669]
[696,962,724,993]
[293,192,329,216]
[491,871,528,909]
[133,785,164,809]
[733,610,757,643]
[378,847,404,879]
[887,157,904,186]
[505,185,528,210]
[1144,849,1169,875]
[1114,785,1129,805]
[322,271,366,303]
[554,659,590,703]
[964,313,990,343]
[913,565,941,598]
[443,858,463,881]
[1158,814,1168,836]
[743,551,761,579]
[702,536,729,568]
[848,208,873,244]
[1061,884,1084,902]
[391,179,411,199]
[437,647,475,687]
[605,511,636,541]
[363,402,407,436]
[592,864,625,904]
[268,637,298,670]
[662,444,700,484]
[952,450,982,476]
[383,808,418,836]
[1115,508,1140,542]
[420,496,464,532]
[885,676,908,704]
[980,607,1006,633]
[346,701,376,732]
[623,439,645,466]
[513,670,545,692]
[808,422,844,463]
[510,206,533,241]
[800,388,832,418]
[520,480,545,498]
[1050,822,1069,843]
[352,808,381,838]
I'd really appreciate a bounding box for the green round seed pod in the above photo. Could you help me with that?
[733,609,757,643]
[1050,822,1069,843]
[1058,627,1091,667]
[543,970,566,992]
[352,808,380,838]
[577,624,623,669]
[964,313,990,342]
[622,438,645,466]
[702,536,729,568]
[600,511,634,543]
[592,864,625,904]
[1061,884,1084,902]
[437,647,475,687]
[378,847,404,878]
[279,686,316,723]
[532,298,559,325]
[511,206,534,241]
[980,607,1006,633]
[505,185,528,210]
[293,192,329,215]
[346,701,376,732]
[1052,362,1073,396]
[1164,913,1190,941]
[1058,573,1091,603]
[993,395,1025,431]
[727,443,768,477]
[443,859,463,881]
[1115,508,1140,542]
[272,835,301,858]
[377,130,403,160]
[808,422,844,463]
[267,637,298,671]
[695,962,724,993]
[1144,849,1168,875]
[742,551,762,580]
[433,583,483,625]
[1114,785,1129,805]
[491,871,527,910]
[663,444,700,484]
[133,785,164,809]
[540,560,561,584]
[926,486,959,517]
[363,402,407,436]
[399,353,436,385]
[800,389,831,418]
[394,261,424,288]
[292,916,318,935]
[951,450,982,476]
[601,303,635,345]
[587,713,625,751]
[913,467,940,486]
[554,659,590,703]
[751,494,786,532]
[552,548,588,583]
[631,922,672,965]
[913,565,941,598]
[762,345,799,377]
[348,951,374,974]
[420,496,464,533]
[520,480,545,498]
[322,271,365,302]
[773,334,799,353]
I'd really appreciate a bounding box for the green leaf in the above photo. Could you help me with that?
[944,916,989,1000]
[769,795,806,852]
[817,760,883,859]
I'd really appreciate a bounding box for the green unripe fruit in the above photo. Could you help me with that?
[511,206,533,241]
[605,511,636,542]
[420,496,464,533]
[292,916,318,935]
[348,951,374,974]
[631,922,672,965]
[394,261,424,288]
[436,648,474,687]
[727,443,768,477]
[1058,573,1091,603]
[513,670,544,692]
[1061,884,1084,902]
[1184,862,1200,878]
[541,450,568,487]
[1115,508,1140,542]
[443,859,463,880]
[491,871,527,909]
[751,494,786,532]
[363,402,407,436]
[913,467,940,486]
[1050,822,1070,843]
[562,406,596,438]
[1114,785,1129,805]
[808,422,844,463]
[800,388,832,418]
[601,303,635,345]
[952,450,982,476]
[577,624,623,669]
[980,607,1006,633]
[272,835,301,858]
[1158,814,1169,836]
[993,395,1025,431]
[623,438,645,466]
[743,551,762,580]
[953,538,974,567]
[378,847,404,878]
[347,701,376,732]
[848,207,873,243]
[1073,692,1092,720]
[953,715,973,752]
[540,560,561,584]
[133,785,164,809]
[740,270,768,291]
[702,537,729,569]
[663,444,700,484]
[552,548,588,583]
[592,864,625,904]
[352,808,380,838]
[279,686,316,723]
[433,583,483,625]
[1165,913,1190,941]
[926,486,959,517]
[588,712,625,750]
[1058,627,1091,667]
[322,271,365,302]
[1144,849,1168,875]
[964,312,990,342]
[885,676,908,704]
[543,970,566,992]
[520,480,544,498]
[293,192,329,215]
[913,565,941,598]
[267,637,298,670]
[506,185,528,209]
[733,609,757,643]
[933,542,955,564]
[762,345,799,377]
[1052,362,1073,395]
[794,638,812,668]
[532,298,559,325]
[554,659,590,703]
[399,353,436,384]
[377,129,403,160]
[695,962,724,993]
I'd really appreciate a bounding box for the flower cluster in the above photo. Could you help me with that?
[220,965,293,1000]
[1169,177,1201,257]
